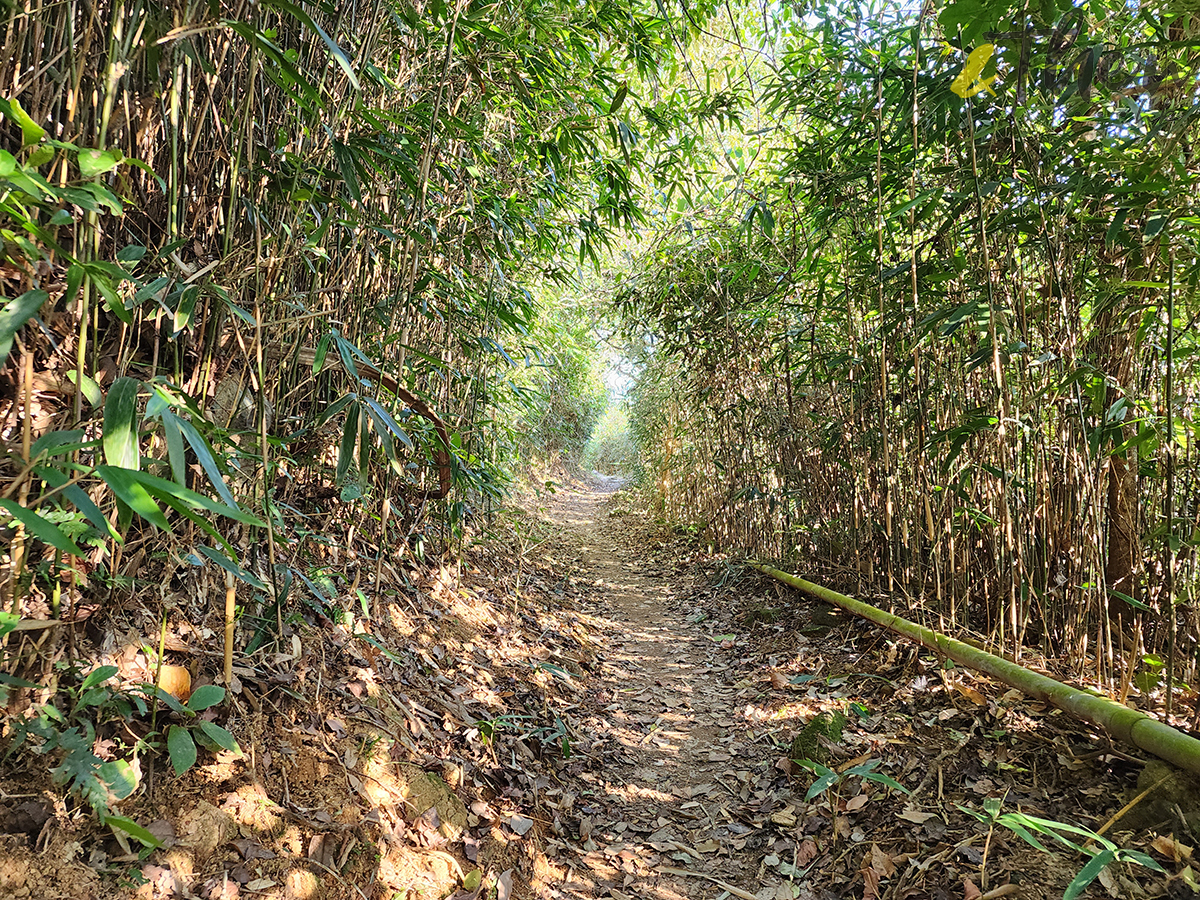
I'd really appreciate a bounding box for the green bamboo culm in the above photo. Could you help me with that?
[753,563,1200,779]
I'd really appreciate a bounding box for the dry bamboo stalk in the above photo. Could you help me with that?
[223,570,235,687]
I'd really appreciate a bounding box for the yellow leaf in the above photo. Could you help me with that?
[951,44,997,99]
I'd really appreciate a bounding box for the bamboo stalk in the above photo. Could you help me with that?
[753,563,1200,777]
[223,570,235,687]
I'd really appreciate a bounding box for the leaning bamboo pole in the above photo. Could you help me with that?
[752,563,1200,777]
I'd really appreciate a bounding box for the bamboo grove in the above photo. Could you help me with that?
[617,0,1200,699]
[0,0,726,699]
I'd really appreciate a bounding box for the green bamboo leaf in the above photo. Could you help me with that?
[173,285,198,334]
[35,466,121,542]
[175,416,238,508]
[317,392,357,426]
[0,290,47,364]
[98,466,262,526]
[106,815,163,849]
[167,725,197,776]
[332,139,362,203]
[103,377,141,470]
[196,545,267,591]
[358,401,371,472]
[1063,848,1114,900]
[337,403,360,482]
[65,370,103,408]
[0,499,86,557]
[86,267,132,325]
[97,465,171,530]
[313,333,330,374]
[364,397,414,448]
[261,0,361,90]
[161,413,187,485]
[610,84,628,114]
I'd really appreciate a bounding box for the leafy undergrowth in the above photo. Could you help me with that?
[0,488,617,899]
[1,483,1198,900]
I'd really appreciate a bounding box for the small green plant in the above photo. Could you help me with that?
[960,796,1164,900]
[473,711,573,758]
[6,665,159,848]
[155,684,242,776]
[796,757,910,803]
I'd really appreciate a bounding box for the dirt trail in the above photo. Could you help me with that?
[529,479,1168,900]
[540,479,784,900]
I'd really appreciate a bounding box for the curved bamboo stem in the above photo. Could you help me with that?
[753,563,1200,778]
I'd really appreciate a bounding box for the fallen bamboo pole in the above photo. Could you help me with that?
[752,563,1200,777]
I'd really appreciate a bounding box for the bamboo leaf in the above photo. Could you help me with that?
[337,403,360,482]
[196,545,267,591]
[103,378,141,470]
[98,466,170,530]
[261,0,361,91]
[1063,849,1114,900]
[175,416,238,508]
[0,290,47,364]
[97,466,262,526]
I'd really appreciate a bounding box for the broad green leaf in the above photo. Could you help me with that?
[0,290,47,364]
[77,148,123,178]
[0,612,20,639]
[0,499,87,557]
[167,725,197,776]
[81,665,119,689]
[187,684,226,712]
[198,721,242,755]
[98,758,138,800]
[27,144,54,167]
[2,97,46,146]
[103,377,141,470]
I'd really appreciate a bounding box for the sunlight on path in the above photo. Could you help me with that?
[541,484,779,900]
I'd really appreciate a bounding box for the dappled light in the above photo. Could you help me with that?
[2,0,1199,896]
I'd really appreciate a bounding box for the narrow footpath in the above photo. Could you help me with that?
[526,480,1169,900]
[541,480,778,899]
